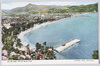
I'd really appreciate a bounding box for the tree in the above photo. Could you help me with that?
[16,39,23,48]
[14,48,20,53]
[26,44,30,50]
[17,39,21,43]
[35,43,41,50]
[43,41,46,48]
[36,43,39,50]
[26,44,30,55]
[92,49,98,59]
[37,56,40,60]
[16,43,23,48]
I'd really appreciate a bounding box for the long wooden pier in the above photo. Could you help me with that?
[55,39,80,52]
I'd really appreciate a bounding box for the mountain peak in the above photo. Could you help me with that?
[26,3,35,7]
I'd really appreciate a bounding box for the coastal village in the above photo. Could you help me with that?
[2,13,72,25]
[1,2,98,60]
[2,13,72,60]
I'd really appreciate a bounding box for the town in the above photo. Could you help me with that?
[1,12,73,60]
[2,13,72,25]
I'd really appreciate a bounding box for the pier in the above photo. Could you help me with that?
[55,39,80,52]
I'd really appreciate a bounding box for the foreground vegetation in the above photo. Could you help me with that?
[92,49,98,59]
[2,18,56,60]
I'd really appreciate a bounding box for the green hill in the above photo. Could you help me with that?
[48,3,98,13]
[8,3,58,14]
[2,11,6,15]
[8,3,98,14]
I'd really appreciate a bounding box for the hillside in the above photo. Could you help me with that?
[48,3,98,13]
[8,3,98,14]
[8,3,58,13]
[2,11,6,15]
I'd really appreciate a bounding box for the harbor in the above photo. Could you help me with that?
[23,13,98,59]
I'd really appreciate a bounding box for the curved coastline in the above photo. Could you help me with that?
[17,12,89,51]
[17,18,66,50]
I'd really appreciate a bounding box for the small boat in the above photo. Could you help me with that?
[62,44,66,46]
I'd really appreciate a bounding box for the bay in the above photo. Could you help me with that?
[23,13,98,59]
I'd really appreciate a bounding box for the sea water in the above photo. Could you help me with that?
[23,13,98,59]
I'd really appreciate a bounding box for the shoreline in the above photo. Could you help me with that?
[16,12,90,50]
[17,18,66,50]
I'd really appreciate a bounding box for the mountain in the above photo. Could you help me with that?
[2,11,6,15]
[7,3,98,14]
[2,9,10,12]
[8,3,60,14]
[43,3,98,13]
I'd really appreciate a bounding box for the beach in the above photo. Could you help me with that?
[16,13,84,51]
[17,18,66,50]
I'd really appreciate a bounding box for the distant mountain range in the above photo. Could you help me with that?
[2,9,10,12]
[3,3,98,14]
[7,3,64,14]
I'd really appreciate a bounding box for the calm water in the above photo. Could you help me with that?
[23,13,98,59]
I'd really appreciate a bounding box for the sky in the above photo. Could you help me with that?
[2,1,97,10]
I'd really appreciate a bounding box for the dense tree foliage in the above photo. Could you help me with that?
[92,49,98,59]
[2,17,56,60]
[35,42,56,60]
